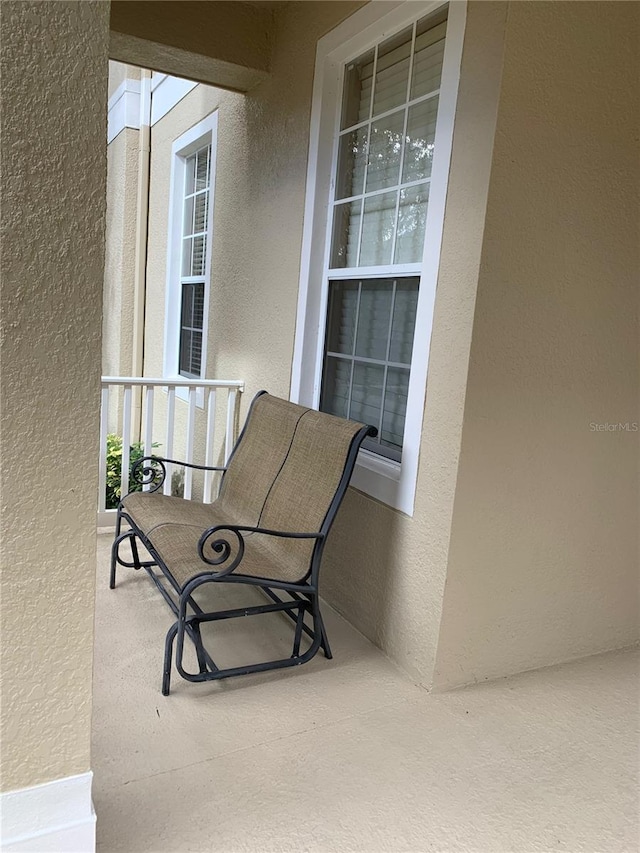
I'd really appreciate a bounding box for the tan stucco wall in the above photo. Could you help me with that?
[104,125,138,378]
[433,0,640,688]
[0,0,109,791]
[104,120,139,433]
[322,1,509,685]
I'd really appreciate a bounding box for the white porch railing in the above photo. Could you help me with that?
[98,377,244,527]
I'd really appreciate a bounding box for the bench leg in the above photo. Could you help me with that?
[109,510,123,588]
[292,604,306,658]
[190,621,209,675]
[163,622,178,696]
[319,615,333,660]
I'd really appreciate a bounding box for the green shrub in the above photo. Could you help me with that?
[105,434,160,509]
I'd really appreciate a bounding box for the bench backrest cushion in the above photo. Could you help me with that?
[258,407,364,581]
[217,393,366,582]
[217,394,306,526]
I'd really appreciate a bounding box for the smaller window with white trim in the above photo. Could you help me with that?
[179,145,211,378]
[163,111,217,386]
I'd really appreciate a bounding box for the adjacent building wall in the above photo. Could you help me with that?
[104,120,140,434]
[433,0,640,689]
[108,61,140,99]
[104,125,139,378]
[0,0,109,790]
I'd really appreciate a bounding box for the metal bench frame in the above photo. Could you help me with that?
[110,391,376,695]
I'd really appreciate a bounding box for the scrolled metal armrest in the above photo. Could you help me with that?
[197,524,324,579]
[129,456,228,496]
[130,456,167,493]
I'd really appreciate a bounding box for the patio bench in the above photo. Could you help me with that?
[110,391,376,695]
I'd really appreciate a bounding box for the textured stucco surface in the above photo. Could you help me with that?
[322,1,508,685]
[433,0,640,689]
[0,1,109,791]
[104,124,138,377]
[111,1,272,72]
[104,106,140,433]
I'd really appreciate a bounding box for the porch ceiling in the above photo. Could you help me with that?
[110,0,274,92]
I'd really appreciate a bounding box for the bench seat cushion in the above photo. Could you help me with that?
[121,491,314,587]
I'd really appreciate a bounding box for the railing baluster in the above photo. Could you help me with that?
[98,378,244,525]
[98,385,109,514]
[204,388,217,503]
[164,386,176,496]
[184,386,196,500]
[142,386,154,492]
[121,385,132,502]
[225,389,237,464]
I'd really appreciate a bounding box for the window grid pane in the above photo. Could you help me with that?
[330,9,447,270]
[179,143,211,378]
[321,277,419,460]
[179,283,205,377]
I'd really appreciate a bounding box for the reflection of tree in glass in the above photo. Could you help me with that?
[334,107,436,265]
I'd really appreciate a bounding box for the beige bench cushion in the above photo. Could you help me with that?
[121,393,366,588]
[122,491,318,586]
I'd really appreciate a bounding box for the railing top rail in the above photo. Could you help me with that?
[101,376,245,390]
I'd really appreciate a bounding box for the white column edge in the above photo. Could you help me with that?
[0,771,96,853]
[150,74,198,126]
[108,78,141,143]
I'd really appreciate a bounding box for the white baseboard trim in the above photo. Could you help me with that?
[1,771,96,853]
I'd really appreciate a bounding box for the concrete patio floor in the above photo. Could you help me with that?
[92,531,638,852]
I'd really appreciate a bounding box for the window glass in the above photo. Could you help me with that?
[402,98,439,183]
[411,10,447,100]
[372,27,412,117]
[341,49,374,130]
[329,10,446,272]
[321,277,419,461]
[365,110,405,193]
[179,144,211,377]
[394,183,429,264]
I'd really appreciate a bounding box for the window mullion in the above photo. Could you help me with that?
[390,23,417,266]
[345,280,362,421]
[377,279,398,441]
[338,87,440,137]
[354,45,379,267]
[335,174,432,208]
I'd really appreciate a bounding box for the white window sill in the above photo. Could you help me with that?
[350,448,412,514]
[357,448,402,480]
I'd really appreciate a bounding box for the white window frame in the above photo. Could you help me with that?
[291,0,466,516]
[163,111,218,403]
